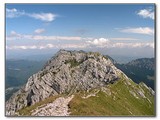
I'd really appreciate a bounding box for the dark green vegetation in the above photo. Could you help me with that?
[65,59,83,68]
[5,60,46,100]
[115,58,155,89]
[88,52,101,57]
[68,76,154,116]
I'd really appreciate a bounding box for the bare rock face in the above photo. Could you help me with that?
[31,95,74,116]
[5,50,129,116]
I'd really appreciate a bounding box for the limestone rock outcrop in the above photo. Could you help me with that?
[5,50,154,116]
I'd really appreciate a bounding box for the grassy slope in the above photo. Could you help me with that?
[17,76,154,116]
[68,77,154,116]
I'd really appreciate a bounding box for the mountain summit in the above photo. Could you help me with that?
[6,50,155,116]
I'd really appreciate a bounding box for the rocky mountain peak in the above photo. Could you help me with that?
[44,49,111,68]
[6,50,153,116]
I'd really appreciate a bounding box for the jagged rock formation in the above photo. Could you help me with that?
[5,50,154,116]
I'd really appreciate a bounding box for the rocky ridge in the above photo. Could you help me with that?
[5,50,154,116]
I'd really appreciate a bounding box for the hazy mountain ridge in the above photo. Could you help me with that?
[127,58,154,70]
[5,50,155,116]
[6,60,45,88]
[115,58,155,89]
[5,60,46,101]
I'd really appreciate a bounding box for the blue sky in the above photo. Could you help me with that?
[6,4,155,59]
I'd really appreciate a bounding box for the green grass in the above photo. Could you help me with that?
[18,75,154,116]
[68,77,154,116]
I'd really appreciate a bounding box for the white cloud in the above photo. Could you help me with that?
[6,8,57,22]
[6,31,83,41]
[6,31,23,40]
[6,44,55,50]
[34,29,45,34]
[120,27,154,35]
[10,31,19,36]
[6,8,25,18]
[110,37,139,41]
[7,45,37,50]
[86,38,154,49]
[6,8,17,12]
[6,30,154,50]
[6,43,88,50]
[6,32,25,40]
[137,8,154,20]
[86,38,110,47]
[60,43,88,49]
[7,42,154,50]
[28,13,56,22]
[32,35,82,41]
[112,42,154,49]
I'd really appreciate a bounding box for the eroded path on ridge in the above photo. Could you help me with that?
[31,95,74,116]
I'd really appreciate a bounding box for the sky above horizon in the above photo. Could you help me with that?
[6,4,155,59]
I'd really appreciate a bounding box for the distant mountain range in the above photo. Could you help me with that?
[115,58,155,90]
[6,50,155,116]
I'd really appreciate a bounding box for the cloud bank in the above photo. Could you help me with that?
[86,38,154,49]
[120,27,154,35]
[86,38,110,47]
[6,37,154,50]
[110,37,139,41]
[7,31,82,41]
[6,43,87,50]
